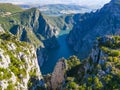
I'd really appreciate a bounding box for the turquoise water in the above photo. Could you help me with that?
[41,30,74,75]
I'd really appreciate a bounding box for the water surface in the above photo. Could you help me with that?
[41,30,74,75]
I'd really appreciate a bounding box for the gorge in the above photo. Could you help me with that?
[41,29,75,74]
[1,0,120,89]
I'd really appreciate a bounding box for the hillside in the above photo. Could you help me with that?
[45,35,120,89]
[0,32,44,90]
[0,4,59,47]
[20,4,90,16]
[0,3,23,15]
[0,3,75,47]
[43,14,74,31]
[67,0,120,59]
[0,3,77,67]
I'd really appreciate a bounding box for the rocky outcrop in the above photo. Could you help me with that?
[0,25,4,33]
[44,59,67,90]
[0,33,44,90]
[8,7,63,67]
[50,59,67,90]
[83,35,120,78]
[67,0,120,59]
[43,36,59,49]
[9,8,59,47]
[37,47,48,66]
[52,35,120,89]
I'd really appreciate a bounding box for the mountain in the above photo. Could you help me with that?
[0,3,76,66]
[0,3,23,13]
[0,6,57,47]
[45,35,120,89]
[19,4,91,16]
[67,0,120,59]
[0,32,44,89]
[0,4,58,67]
[0,3,75,46]
[38,4,90,16]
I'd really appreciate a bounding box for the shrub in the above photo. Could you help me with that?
[66,82,77,89]
[67,55,80,69]
[0,68,12,80]
[5,84,14,90]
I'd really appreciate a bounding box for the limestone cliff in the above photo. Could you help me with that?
[50,59,67,90]
[0,25,4,33]
[0,32,44,90]
[7,8,60,66]
[9,8,58,47]
[64,36,120,89]
[46,35,120,89]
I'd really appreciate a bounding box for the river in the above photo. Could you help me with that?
[41,30,75,75]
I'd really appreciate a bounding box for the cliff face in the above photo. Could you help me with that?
[42,35,120,90]
[49,35,120,89]
[67,0,120,59]
[50,59,67,90]
[6,8,61,66]
[0,25,4,33]
[44,56,80,90]
[0,33,43,90]
[9,8,58,47]
[0,4,77,67]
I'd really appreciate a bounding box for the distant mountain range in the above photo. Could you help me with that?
[19,4,95,16]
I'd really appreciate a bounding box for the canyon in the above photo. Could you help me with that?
[0,0,120,89]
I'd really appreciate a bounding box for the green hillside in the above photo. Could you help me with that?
[0,3,75,48]
[63,36,120,89]
[43,14,74,30]
[0,3,23,13]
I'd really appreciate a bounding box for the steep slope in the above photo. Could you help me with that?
[67,0,120,59]
[0,32,44,90]
[0,7,58,48]
[47,35,120,89]
[0,3,82,67]
[43,14,74,31]
[65,36,120,89]
[0,4,63,66]
[0,3,75,48]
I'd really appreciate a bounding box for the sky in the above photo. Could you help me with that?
[0,0,111,5]
[0,0,111,8]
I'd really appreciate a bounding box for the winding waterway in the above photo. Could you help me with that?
[41,30,75,75]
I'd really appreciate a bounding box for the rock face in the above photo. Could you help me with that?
[50,59,67,90]
[50,35,120,89]
[67,0,120,59]
[36,47,48,66]
[0,33,43,90]
[8,8,62,66]
[0,25,4,33]
[0,3,77,67]
[9,8,58,47]
[44,59,67,90]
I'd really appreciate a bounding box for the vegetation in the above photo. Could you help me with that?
[0,4,43,48]
[44,14,73,30]
[0,3,23,13]
[98,36,120,49]
[67,55,80,69]
[62,36,120,90]
[0,33,30,82]
[5,84,15,90]
[0,68,12,80]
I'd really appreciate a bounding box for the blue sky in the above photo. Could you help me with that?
[0,0,111,9]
